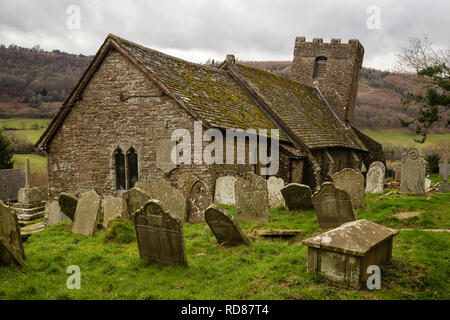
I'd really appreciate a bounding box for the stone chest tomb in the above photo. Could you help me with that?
[302,219,397,288]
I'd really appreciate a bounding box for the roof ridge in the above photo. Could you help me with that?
[107,33,226,74]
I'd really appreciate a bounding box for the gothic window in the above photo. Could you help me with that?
[313,56,327,79]
[127,147,138,189]
[114,148,126,190]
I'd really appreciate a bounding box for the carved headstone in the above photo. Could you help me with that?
[132,200,187,266]
[45,200,71,226]
[365,162,385,194]
[332,168,364,209]
[312,182,356,228]
[267,176,285,209]
[400,148,426,194]
[214,176,237,205]
[280,183,313,211]
[102,196,123,228]
[122,187,150,220]
[71,189,102,236]
[58,193,78,220]
[156,128,177,174]
[0,201,25,267]
[234,172,269,222]
[205,204,250,246]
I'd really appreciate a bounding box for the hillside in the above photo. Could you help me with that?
[0,45,448,133]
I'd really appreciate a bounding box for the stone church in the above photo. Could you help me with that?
[36,34,384,200]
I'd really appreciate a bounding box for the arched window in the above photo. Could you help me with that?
[313,56,327,79]
[114,148,126,190]
[127,147,138,189]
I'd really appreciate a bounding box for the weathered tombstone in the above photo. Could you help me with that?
[214,176,237,205]
[177,173,211,223]
[153,185,186,222]
[280,183,313,211]
[205,204,250,246]
[102,196,123,228]
[0,201,25,268]
[122,187,150,220]
[235,172,269,222]
[303,219,397,288]
[134,181,154,196]
[0,168,25,203]
[45,200,71,226]
[365,161,385,194]
[58,193,78,220]
[312,182,356,228]
[332,168,364,209]
[71,189,102,236]
[400,148,426,194]
[267,176,285,209]
[437,158,450,193]
[132,200,187,266]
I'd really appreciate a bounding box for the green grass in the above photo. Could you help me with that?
[0,191,448,300]
[362,130,450,149]
[0,118,51,144]
[13,153,47,173]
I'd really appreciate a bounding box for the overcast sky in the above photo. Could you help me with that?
[0,0,448,70]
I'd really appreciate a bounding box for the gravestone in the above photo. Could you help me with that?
[0,168,25,202]
[303,219,397,288]
[45,200,71,226]
[425,178,432,190]
[400,148,426,194]
[205,204,250,246]
[58,193,78,220]
[153,185,186,222]
[0,201,25,268]
[214,176,237,205]
[312,182,356,228]
[267,176,285,209]
[280,183,313,211]
[102,196,123,228]
[332,168,364,209]
[394,166,402,182]
[437,158,449,193]
[177,173,210,223]
[132,200,187,266]
[235,172,269,222]
[122,187,150,220]
[365,161,385,194]
[71,189,102,236]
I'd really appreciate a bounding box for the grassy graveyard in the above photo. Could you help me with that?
[0,190,448,300]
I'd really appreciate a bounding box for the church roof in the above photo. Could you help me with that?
[36,34,367,152]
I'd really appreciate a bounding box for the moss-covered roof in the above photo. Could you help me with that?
[232,63,367,151]
[111,35,289,141]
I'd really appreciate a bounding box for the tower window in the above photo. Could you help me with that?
[114,148,126,190]
[313,56,327,79]
[126,147,139,189]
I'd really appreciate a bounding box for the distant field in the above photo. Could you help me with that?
[362,130,450,148]
[0,118,50,144]
[13,153,47,173]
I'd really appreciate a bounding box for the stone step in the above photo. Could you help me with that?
[17,211,45,221]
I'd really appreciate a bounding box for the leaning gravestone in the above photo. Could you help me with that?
[365,162,385,194]
[214,176,237,205]
[71,189,102,236]
[132,200,187,266]
[312,182,356,228]
[58,193,78,220]
[0,201,25,268]
[267,176,285,209]
[332,168,364,209]
[102,196,123,228]
[235,172,269,222]
[45,200,71,226]
[122,187,150,220]
[400,148,426,194]
[280,183,313,211]
[205,204,250,246]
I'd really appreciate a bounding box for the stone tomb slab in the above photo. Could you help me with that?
[0,201,26,268]
[280,183,313,211]
[71,189,102,237]
[132,200,187,266]
[365,161,385,194]
[205,204,250,246]
[303,219,397,288]
[58,193,78,220]
[332,168,364,209]
[312,182,356,228]
[235,172,269,223]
